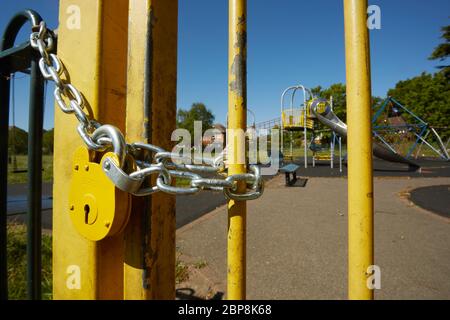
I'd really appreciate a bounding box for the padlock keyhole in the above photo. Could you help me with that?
[79,194,98,226]
[84,204,91,224]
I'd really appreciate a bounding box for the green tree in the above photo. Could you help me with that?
[429,24,450,79]
[43,129,54,155]
[177,103,215,142]
[387,72,450,139]
[311,83,383,123]
[8,127,55,155]
[311,83,348,122]
[8,126,28,155]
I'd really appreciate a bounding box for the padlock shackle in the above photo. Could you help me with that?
[92,125,126,167]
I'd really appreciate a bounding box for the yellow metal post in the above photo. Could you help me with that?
[53,0,129,299]
[124,0,178,300]
[343,0,374,300]
[227,0,247,300]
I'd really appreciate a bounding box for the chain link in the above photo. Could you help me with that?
[30,21,264,201]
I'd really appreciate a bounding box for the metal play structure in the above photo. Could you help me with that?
[372,97,450,161]
[280,85,313,166]
[280,85,343,170]
[280,84,435,171]
[1,0,380,301]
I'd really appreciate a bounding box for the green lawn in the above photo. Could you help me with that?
[283,141,446,160]
[7,155,53,184]
[6,223,191,299]
[7,224,52,300]
[282,144,347,159]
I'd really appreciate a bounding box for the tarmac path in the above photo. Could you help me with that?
[177,175,450,299]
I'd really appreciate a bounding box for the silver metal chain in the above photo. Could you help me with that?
[30,21,264,201]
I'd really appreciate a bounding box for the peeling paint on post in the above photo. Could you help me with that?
[227,0,247,300]
[125,0,177,300]
[229,28,247,100]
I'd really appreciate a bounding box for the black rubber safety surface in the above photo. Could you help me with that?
[409,185,450,218]
[286,157,450,178]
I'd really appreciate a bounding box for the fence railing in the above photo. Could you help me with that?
[1,10,50,300]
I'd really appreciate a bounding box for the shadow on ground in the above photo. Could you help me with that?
[176,288,224,300]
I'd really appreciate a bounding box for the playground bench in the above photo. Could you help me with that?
[314,155,332,161]
[279,163,300,186]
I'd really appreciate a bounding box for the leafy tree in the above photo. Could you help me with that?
[8,127,55,155]
[312,83,348,121]
[311,83,382,123]
[8,126,28,155]
[43,129,54,154]
[429,24,450,79]
[387,72,450,139]
[177,103,215,143]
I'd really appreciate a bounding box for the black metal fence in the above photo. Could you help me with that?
[1,9,50,300]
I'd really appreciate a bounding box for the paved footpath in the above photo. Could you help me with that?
[176,175,450,300]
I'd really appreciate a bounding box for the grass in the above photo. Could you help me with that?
[7,223,52,300]
[7,155,53,184]
[7,224,189,298]
[175,254,209,284]
[176,253,189,284]
[193,260,208,270]
[284,140,447,160]
[283,145,347,159]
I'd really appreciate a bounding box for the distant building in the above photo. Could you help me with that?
[202,123,226,147]
[387,116,406,127]
[387,116,408,135]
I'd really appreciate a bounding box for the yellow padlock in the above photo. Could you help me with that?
[68,147,131,241]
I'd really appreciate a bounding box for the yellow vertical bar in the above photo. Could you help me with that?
[227,0,247,300]
[53,0,128,299]
[343,0,374,300]
[124,0,178,300]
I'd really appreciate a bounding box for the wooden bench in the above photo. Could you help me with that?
[279,163,300,186]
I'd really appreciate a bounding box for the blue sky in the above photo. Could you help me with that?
[1,0,449,130]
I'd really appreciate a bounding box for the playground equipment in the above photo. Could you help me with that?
[280,85,313,166]
[280,85,421,170]
[372,97,450,161]
[279,163,301,186]
[0,0,379,301]
[280,86,343,169]
[309,97,420,169]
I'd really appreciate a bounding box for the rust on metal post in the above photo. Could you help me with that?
[124,0,178,300]
[227,0,247,300]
